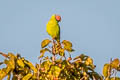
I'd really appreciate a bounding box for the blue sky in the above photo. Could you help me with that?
[0,0,120,74]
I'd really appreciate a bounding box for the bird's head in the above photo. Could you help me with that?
[55,14,61,22]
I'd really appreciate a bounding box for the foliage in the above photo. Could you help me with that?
[103,58,120,80]
[0,39,120,80]
[0,38,120,80]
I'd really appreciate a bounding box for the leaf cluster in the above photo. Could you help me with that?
[0,39,120,80]
[103,58,120,80]
[0,52,36,80]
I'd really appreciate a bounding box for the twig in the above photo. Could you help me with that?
[37,64,40,80]
[114,70,117,80]
[107,58,112,79]
[80,76,85,80]
[0,52,8,58]
[52,39,56,62]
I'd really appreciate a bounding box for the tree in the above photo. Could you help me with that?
[0,16,120,80]
[0,38,120,80]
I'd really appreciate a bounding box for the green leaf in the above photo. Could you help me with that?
[103,63,110,78]
[17,59,25,68]
[111,58,119,69]
[22,73,32,80]
[24,60,37,73]
[41,39,51,48]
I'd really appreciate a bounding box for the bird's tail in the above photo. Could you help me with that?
[56,35,60,43]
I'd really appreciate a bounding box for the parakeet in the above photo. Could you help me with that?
[46,14,61,42]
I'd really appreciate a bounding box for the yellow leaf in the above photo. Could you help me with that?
[43,56,49,60]
[4,54,15,71]
[7,53,16,70]
[22,73,32,80]
[111,58,119,69]
[55,59,62,63]
[24,60,37,73]
[85,57,93,65]
[39,48,51,58]
[90,72,102,80]
[41,61,52,73]
[59,48,65,56]
[4,59,9,63]
[41,39,51,48]
[17,59,25,68]
[61,60,68,69]
[49,66,61,77]
[110,77,120,80]
[62,40,72,47]
[62,40,74,52]
[74,54,87,60]
[64,46,74,52]
[103,63,110,77]
[0,69,7,80]
[7,73,11,80]
[12,75,17,80]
